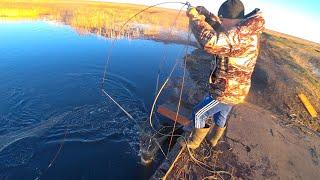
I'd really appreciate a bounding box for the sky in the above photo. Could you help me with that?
[95,0,320,43]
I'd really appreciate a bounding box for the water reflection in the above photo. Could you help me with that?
[0,1,194,44]
[0,1,198,179]
[0,16,193,179]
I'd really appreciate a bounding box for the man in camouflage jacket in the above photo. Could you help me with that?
[182,0,265,149]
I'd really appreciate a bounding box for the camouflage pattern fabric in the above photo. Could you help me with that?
[189,11,265,105]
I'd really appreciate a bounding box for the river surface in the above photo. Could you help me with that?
[0,21,192,179]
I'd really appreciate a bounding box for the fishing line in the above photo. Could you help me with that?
[146,9,233,177]
[35,129,68,180]
[99,0,192,142]
[149,2,188,128]
[102,1,189,87]
[147,3,189,161]
[100,0,191,134]
[33,1,218,179]
[148,29,227,177]
[100,1,192,161]
[36,3,189,178]
[148,30,192,138]
[99,1,226,175]
[102,89,135,122]
[145,30,191,161]
[166,30,191,155]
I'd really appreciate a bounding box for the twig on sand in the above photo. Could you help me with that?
[225,136,251,152]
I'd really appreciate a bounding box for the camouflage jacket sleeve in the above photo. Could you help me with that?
[190,12,265,57]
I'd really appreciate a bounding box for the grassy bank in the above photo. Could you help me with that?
[0,0,189,31]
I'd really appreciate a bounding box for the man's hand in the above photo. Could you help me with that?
[186,7,199,19]
[196,6,222,24]
[196,6,211,18]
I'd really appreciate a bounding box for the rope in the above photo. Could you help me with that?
[102,89,135,121]
[167,30,191,155]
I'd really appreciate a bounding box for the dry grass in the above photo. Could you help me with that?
[245,32,320,131]
[0,0,189,32]
[166,139,250,179]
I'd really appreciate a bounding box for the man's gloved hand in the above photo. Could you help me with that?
[196,6,212,18]
[196,6,222,24]
[186,7,199,19]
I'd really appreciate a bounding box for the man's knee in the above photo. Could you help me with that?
[214,112,227,127]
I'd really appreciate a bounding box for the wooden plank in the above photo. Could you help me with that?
[298,93,318,118]
[157,103,191,126]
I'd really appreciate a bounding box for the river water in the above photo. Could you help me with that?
[0,21,193,179]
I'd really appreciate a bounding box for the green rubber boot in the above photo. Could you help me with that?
[179,126,210,149]
[207,125,226,147]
